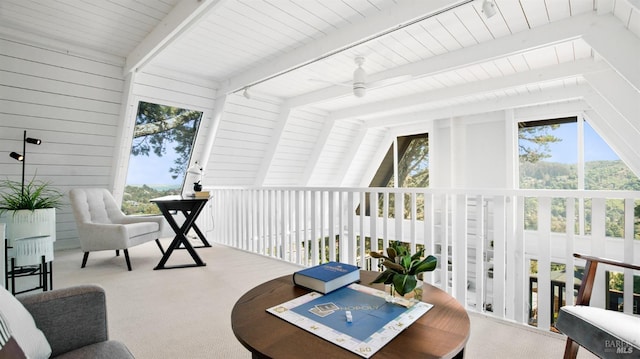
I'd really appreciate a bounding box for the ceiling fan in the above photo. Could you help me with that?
[309,56,411,98]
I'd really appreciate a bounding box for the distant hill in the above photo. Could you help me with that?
[520,160,640,191]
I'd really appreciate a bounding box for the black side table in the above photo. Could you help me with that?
[150,195,210,270]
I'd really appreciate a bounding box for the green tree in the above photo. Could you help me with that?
[518,124,561,163]
[132,102,202,179]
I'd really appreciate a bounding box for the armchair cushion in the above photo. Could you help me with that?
[0,285,51,359]
[557,306,639,357]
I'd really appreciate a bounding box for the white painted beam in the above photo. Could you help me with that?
[255,106,291,186]
[513,100,590,121]
[585,68,640,135]
[337,124,368,187]
[583,14,640,92]
[220,0,471,94]
[201,93,228,182]
[302,117,336,185]
[288,12,597,108]
[330,58,607,121]
[364,85,590,128]
[125,0,227,74]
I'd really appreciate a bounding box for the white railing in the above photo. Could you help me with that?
[199,187,640,331]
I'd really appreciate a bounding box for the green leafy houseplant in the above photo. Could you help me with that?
[0,178,63,214]
[370,242,438,296]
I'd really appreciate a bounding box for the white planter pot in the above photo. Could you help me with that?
[0,208,56,247]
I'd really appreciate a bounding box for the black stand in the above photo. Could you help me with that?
[5,239,53,295]
[151,195,210,270]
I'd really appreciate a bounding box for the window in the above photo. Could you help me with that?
[370,133,429,188]
[122,101,202,215]
[366,133,429,219]
[518,116,640,237]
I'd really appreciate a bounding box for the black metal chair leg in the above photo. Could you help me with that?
[116,249,120,256]
[81,252,89,268]
[155,239,165,255]
[124,249,132,271]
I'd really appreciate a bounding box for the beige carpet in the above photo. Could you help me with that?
[16,239,597,358]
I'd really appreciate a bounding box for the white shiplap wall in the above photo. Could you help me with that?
[264,107,327,186]
[0,33,126,249]
[342,126,390,187]
[307,119,363,186]
[206,94,283,186]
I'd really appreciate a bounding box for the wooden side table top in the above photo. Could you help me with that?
[231,270,470,359]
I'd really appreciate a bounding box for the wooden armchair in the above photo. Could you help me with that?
[556,253,640,358]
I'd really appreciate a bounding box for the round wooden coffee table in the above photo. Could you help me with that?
[231,270,470,358]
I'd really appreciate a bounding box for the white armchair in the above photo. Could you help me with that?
[69,188,165,271]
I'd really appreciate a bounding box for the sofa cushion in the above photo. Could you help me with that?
[557,305,639,358]
[0,286,51,359]
[53,340,134,359]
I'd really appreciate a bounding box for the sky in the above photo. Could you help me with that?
[126,145,184,187]
[544,121,620,164]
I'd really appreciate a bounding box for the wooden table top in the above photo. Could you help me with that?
[231,270,470,359]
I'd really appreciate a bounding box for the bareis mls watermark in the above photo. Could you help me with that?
[604,339,634,355]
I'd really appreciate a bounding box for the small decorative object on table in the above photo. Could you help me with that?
[193,181,202,192]
[370,241,437,300]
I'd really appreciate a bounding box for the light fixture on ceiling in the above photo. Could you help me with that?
[243,87,251,99]
[353,56,366,98]
[482,0,497,18]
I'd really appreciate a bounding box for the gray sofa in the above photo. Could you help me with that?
[18,285,134,359]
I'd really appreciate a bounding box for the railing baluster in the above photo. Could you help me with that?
[206,187,640,332]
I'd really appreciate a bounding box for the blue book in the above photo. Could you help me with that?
[293,262,360,293]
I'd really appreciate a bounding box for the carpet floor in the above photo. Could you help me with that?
[16,239,597,358]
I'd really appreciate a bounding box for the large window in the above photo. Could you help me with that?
[122,101,202,215]
[518,117,640,236]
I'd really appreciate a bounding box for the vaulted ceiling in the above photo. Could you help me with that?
[2,0,638,125]
[2,0,640,187]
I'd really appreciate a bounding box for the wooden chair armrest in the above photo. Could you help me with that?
[573,253,640,306]
[574,253,640,271]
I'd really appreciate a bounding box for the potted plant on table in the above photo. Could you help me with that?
[370,241,438,297]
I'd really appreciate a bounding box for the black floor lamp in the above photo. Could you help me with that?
[9,130,41,197]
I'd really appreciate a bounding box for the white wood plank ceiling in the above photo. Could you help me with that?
[1,0,639,124]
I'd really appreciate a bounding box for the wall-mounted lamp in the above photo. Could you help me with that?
[8,130,42,197]
[482,0,497,18]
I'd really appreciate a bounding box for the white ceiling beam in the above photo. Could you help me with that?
[513,100,591,121]
[288,12,598,108]
[124,0,227,75]
[337,124,368,187]
[584,68,640,142]
[330,58,607,121]
[363,85,590,128]
[220,0,471,95]
[254,106,291,186]
[302,117,336,185]
[582,13,640,92]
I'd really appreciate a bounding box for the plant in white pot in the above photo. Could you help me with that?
[0,177,63,245]
[1,130,62,247]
